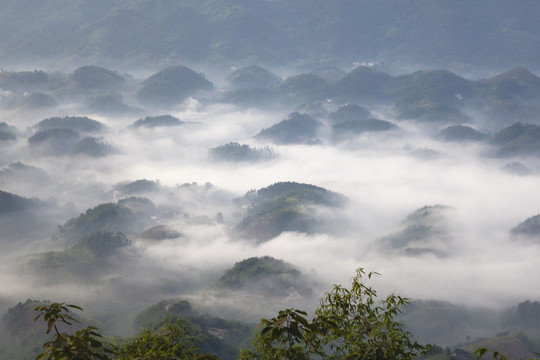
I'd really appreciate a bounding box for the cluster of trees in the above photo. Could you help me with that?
[129,115,183,129]
[29,269,433,359]
[255,112,323,145]
[216,256,313,298]
[27,116,112,157]
[234,182,345,243]
[209,143,276,163]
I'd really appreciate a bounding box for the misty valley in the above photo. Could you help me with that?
[0,61,539,359]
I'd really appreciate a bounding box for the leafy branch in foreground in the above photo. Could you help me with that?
[244,308,328,359]
[34,303,202,360]
[242,268,433,360]
[34,303,111,360]
[473,347,540,360]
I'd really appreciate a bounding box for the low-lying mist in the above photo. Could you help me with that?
[1,72,540,340]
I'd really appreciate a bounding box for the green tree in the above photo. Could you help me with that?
[243,268,432,360]
[34,303,112,360]
[113,320,198,360]
[243,308,327,359]
[34,303,203,360]
[316,269,431,360]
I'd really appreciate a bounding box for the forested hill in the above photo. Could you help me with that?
[0,0,539,72]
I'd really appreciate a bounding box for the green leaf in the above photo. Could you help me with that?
[473,348,489,360]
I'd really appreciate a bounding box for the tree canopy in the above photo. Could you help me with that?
[30,269,433,360]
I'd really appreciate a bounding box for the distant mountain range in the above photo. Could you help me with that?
[0,0,539,72]
[3,64,540,157]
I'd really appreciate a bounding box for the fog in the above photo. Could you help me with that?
[1,68,540,337]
